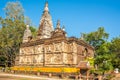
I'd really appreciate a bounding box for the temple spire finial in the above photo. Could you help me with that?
[62,25,65,31]
[44,1,49,12]
[80,33,84,40]
[56,20,60,28]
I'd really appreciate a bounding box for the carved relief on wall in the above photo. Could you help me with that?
[53,54,62,64]
[45,54,52,64]
[38,54,43,63]
[63,53,68,64]
[19,56,28,64]
[22,47,34,55]
[54,43,62,52]
[35,45,43,54]
[33,55,38,64]
[26,56,31,64]
[45,54,62,64]
[45,45,52,53]
[67,54,73,64]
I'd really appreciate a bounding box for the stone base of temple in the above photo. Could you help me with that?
[10,66,93,79]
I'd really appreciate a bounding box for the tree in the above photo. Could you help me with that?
[0,18,25,67]
[110,36,120,69]
[83,27,109,51]
[29,26,37,38]
[82,27,113,74]
[4,1,24,21]
[0,1,37,67]
[0,1,25,67]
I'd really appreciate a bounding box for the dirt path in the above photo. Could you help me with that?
[0,72,66,80]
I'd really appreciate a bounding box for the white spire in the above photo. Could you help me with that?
[37,2,54,39]
[44,2,49,12]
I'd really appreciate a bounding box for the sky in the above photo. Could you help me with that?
[0,0,120,41]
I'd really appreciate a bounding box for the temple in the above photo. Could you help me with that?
[15,2,94,78]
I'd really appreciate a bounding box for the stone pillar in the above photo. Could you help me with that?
[37,72,40,76]
[48,73,52,77]
[86,70,90,80]
[98,75,102,80]
[11,70,15,74]
[75,75,79,79]
[61,74,64,78]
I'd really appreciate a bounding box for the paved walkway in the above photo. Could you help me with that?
[0,72,67,80]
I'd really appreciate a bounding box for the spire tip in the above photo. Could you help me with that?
[44,1,49,11]
[56,20,60,28]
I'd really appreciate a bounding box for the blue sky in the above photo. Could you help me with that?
[0,0,120,40]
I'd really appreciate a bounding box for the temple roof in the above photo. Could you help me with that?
[51,20,66,38]
[21,2,94,51]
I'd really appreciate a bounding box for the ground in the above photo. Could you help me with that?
[1,72,120,80]
[0,72,69,80]
[111,73,120,80]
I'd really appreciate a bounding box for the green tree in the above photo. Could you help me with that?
[82,27,113,74]
[0,18,25,67]
[29,26,37,38]
[0,1,25,67]
[110,36,120,69]
[83,27,109,50]
[0,1,37,67]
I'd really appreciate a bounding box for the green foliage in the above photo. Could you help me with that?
[83,27,120,75]
[0,1,36,67]
[0,18,25,67]
[85,57,94,66]
[110,36,120,69]
[82,27,114,74]
[29,26,37,38]
[83,27,109,50]
[0,55,6,66]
